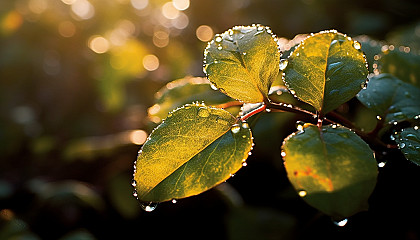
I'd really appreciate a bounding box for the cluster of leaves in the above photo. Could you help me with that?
[134,24,420,220]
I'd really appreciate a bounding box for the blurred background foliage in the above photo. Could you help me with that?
[1,0,420,239]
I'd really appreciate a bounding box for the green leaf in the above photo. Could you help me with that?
[203,24,280,103]
[393,126,420,165]
[357,73,420,124]
[148,76,232,122]
[283,30,368,114]
[375,47,420,88]
[281,124,378,219]
[134,103,252,202]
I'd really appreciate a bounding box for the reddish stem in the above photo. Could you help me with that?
[240,104,266,121]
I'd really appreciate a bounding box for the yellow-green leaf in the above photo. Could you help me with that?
[148,76,232,122]
[134,103,252,202]
[203,24,280,103]
[282,124,378,219]
[283,30,368,114]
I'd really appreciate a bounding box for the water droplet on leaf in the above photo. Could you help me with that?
[298,190,307,197]
[215,36,222,43]
[279,59,288,71]
[242,122,249,129]
[353,41,361,50]
[333,218,348,227]
[231,124,240,134]
[378,162,386,168]
[140,202,158,212]
[198,107,210,118]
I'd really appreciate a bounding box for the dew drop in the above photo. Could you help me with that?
[376,115,382,121]
[399,142,406,149]
[289,89,296,95]
[279,59,288,71]
[198,107,210,118]
[242,52,247,55]
[248,152,252,156]
[281,151,286,157]
[215,36,222,43]
[333,218,348,227]
[390,135,395,141]
[296,121,305,131]
[131,181,137,187]
[133,191,138,197]
[242,162,247,167]
[378,162,386,168]
[414,115,420,120]
[414,126,419,130]
[140,202,158,212]
[242,122,249,129]
[353,41,361,50]
[172,199,177,204]
[361,81,368,89]
[210,83,218,91]
[217,45,222,50]
[265,108,271,113]
[231,124,240,134]
[331,124,337,129]
[298,190,307,197]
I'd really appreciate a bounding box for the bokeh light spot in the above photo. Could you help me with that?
[143,54,159,71]
[28,0,48,14]
[71,0,95,20]
[89,36,110,54]
[162,2,180,20]
[172,0,190,11]
[131,0,149,10]
[196,25,214,42]
[1,11,23,34]
[129,130,147,145]
[58,21,76,37]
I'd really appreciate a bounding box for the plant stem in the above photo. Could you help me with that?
[265,100,316,117]
[240,104,266,121]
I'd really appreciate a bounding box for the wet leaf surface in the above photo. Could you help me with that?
[357,73,420,124]
[394,126,420,165]
[281,124,378,219]
[134,104,252,202]
[283,30,368,114]
[203,24,280,103]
